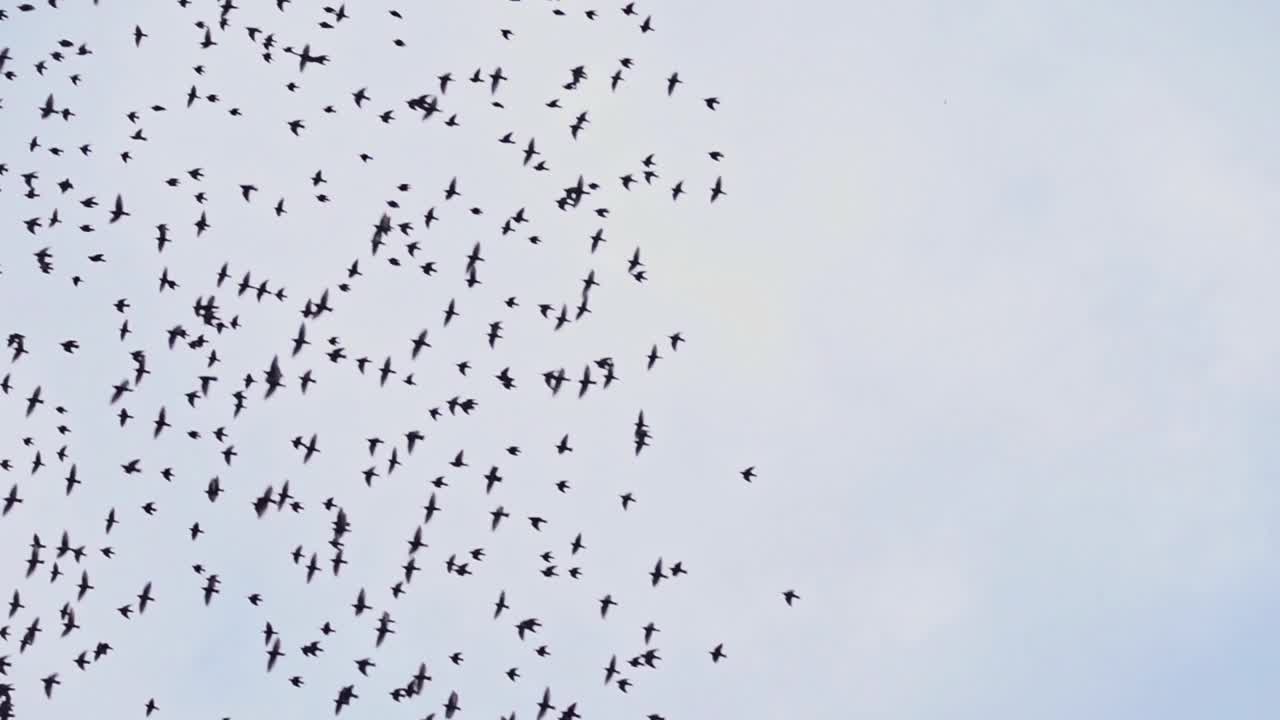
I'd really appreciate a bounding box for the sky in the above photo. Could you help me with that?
[2,1,1280,719]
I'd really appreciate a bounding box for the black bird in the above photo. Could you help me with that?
[333,685,357,716]
[410,329,431,358]
[266,639,283,671]
[137,582,155,613]
[537,688,555,719]
[374,611,395,646]
[599,594,617,618]
[109,194,130,223]
[352,588,370,616]
[25,386,43,416]
[152,407,169,437]
[709,643,726,662]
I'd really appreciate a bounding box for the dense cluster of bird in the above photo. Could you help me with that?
[0,1,796,718]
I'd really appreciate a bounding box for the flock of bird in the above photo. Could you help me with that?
[0,1,796,718]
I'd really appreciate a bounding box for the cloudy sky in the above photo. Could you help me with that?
[1,1,1278,719]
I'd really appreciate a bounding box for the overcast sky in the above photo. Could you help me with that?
[1,1,1279,719]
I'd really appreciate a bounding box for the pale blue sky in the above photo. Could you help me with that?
[1,1,1278,719]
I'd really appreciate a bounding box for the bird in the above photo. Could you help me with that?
[666,72,682,95]
[599,594,618,618]
[42,672,59,698]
